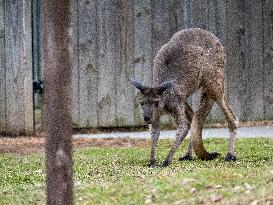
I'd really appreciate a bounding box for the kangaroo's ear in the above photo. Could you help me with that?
[128,78,147,92]
[156,80,176,94]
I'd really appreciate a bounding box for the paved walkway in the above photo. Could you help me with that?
[74,125,273,139]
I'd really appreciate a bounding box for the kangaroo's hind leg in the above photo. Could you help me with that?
[216,95,239,161]
[191,92,220,160]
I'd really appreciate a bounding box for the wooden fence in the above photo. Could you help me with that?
[0,0,33,135]
[0,0,273,134]
[69,0,273,128]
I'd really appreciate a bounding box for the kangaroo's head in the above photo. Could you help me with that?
[129,78,175,124]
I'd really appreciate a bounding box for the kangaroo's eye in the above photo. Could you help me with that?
[140,101,144,106]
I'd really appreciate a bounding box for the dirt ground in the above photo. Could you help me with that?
[1,120,273,155]
[0,133,149,155]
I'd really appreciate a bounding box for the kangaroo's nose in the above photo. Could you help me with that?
[144,116,151,122]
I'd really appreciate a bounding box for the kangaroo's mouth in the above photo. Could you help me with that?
[144,118,152,124]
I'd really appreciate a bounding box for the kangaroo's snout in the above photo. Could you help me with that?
[143,116,152,123]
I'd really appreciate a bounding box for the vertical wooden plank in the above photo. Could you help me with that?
[5,0,33,135]
[133,0,153,86]
[22,0,33,134]
[189,0,208,29]
[206,0,226,123]
[69,0,80,127]
[133,0,153,125]
[226,0,245,121]
[115,0,135,126]
[263,0,273,120]
[0,0,5,133]
[243,0,264,121]
[151,0,170,59]
[169,0,185,36]
[97,0,117,127]
[77,0,99,128]
[32,0,41,82]
[207,0,226,44]
[183,0,191,29]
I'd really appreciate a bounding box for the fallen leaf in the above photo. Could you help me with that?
[250,200,258,205]
[174,200,184,205]
[244,183,253,190]
[206,185,214,190]
[234,173,243,178]
[181,178,196,185]
[233,186,242,191]
[145,194,155,204]
[206,184,223,190]
[210,194,223,203]
[245,190,251,194]
[214,185,223,189]
[145,198,152,204]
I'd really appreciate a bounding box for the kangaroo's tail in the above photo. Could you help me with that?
[191,114,220,160]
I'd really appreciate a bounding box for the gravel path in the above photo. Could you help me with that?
[74,125,273,139]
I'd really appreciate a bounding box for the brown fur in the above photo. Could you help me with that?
[130,28,238,167]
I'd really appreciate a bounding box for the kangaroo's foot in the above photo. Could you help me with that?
[179,154,193,161]
[161,160,171,167]
[147,159,157,167]
[208,152,220,160]
[200,152,220,161]
[225,152,236,161]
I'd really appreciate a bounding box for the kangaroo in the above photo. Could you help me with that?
[129,28,239,167]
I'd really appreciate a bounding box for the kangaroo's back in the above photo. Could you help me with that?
[153,28,225,98]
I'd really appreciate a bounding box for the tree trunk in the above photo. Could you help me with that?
[41,1,73,204]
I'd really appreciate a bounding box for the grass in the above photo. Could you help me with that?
[0,138,272,205]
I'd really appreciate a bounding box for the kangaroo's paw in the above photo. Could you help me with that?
[147,160,157,167]
[208,152,221,160]
[225,153,236,161]
[161,160,171,167]
[179,154,193,161]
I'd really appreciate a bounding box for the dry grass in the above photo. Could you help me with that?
[0,133,148,154]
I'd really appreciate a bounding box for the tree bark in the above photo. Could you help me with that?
[41,1,73,204]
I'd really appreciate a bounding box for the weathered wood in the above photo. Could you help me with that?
[70,0,80,127]
[207,0,226,44]
[41,0,73,204]
[97,0,118,127]
[206,0,226,122]
[133,0,153,124]
[263,0,273,119]
[189,0,208,29]
[151,0,170,59]
[4,0,33,135]
[243,0,264,121]
[225,0,245,121]
[77,0,99,128]
[0,0,5,134]
[115,0,135,126]
[169,0,185,35]
[33,0,41,82]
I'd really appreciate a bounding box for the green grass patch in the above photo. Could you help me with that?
[0,138,272,204]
